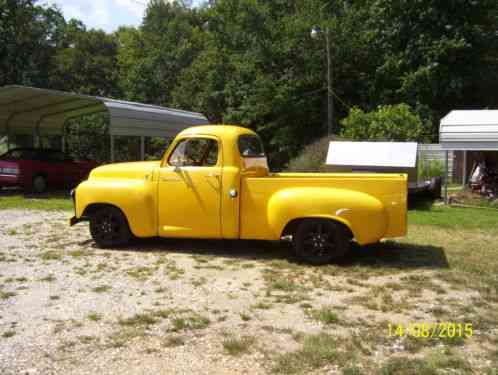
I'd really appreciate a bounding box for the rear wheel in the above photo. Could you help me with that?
[293,219,350,265]
[32,175,47,194]
[89,206,131,248]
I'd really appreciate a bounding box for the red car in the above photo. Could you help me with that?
[0,148,98,193]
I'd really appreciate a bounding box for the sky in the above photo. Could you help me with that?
[42,0,204,33]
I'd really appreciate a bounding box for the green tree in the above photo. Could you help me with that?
[117,0,203,105]
[50,21,120,96]
[340,104,433,142]
[0,0,65,87]
[367,0,498,128]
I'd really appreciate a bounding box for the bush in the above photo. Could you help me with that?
[418,159,444,180]
[286,135,347,172]
[340,103,432,142]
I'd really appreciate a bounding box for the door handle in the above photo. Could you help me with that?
[206,172,220,178]
[161,177,181,182]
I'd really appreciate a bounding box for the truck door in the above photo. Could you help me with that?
[157,136,222,238]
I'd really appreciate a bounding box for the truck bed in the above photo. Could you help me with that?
[239,173,407,244]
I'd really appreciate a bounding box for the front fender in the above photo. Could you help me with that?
[75,179,157,237]
[267,187,388,245]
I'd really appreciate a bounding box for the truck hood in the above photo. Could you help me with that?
[89,161,161,180]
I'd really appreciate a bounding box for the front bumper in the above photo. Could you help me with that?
[69,189,80,226]
[69,216,84,226]
[0,174,21,187]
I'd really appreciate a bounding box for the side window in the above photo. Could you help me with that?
[168,138,219,167]
[51,152,68,162]
[44,151,66,163]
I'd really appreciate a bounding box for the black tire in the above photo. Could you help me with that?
[89,206,131,248]
[32,174,48,194]
[430,176,442,199]
[293,219,350,265]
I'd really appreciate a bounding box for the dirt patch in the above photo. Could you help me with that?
[0,209,496,374]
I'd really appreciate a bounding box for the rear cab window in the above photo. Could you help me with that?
[238,135,265,158]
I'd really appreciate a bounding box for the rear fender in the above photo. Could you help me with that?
[268,187,387,245]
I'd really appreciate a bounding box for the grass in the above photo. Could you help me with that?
[0,291,16,300]
[307,306,339,325]
[107,327,146,348]
[272,333,347,374]
[260,202,498,373]
[40,274,56,282]
[1,194,497,372]
[239,312,252,321]
[0,193,73,211]
[127,266,157,281]
[39,250,63,261]
[2,330,16,338]
[78,335,97,344]
[119,312,159,327]
[87,312,102,322]
[163,336,185,347]
[252,301,273,310]
[222,334,256,356]
[408,205,498,231]
[378,348,471,375]
[92,285,112,293]
[170,313,210,332]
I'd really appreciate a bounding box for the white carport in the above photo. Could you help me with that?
[440,110,498,202]
[0,85,209,161]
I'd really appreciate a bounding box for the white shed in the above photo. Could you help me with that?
[439,110,498,202]
[440,110,498,151]
[325,141,424,191]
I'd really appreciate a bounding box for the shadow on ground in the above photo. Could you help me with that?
[408,195,436,211]
[85,236,449,271]
[343,241,449,270]
[0,188,70,199]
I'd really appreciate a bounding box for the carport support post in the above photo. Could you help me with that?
[33,127,40,148]
[110,134,115,162]
[462,150,467,189]
[444,150,449,204]
[140,136,145,161]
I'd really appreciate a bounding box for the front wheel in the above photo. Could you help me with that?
[89,206,131,248]
[293,219,351,265]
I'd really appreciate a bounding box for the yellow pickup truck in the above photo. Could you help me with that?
[70,125,407,264]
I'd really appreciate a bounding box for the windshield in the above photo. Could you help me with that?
[238,135,265,158]
[0,149,39,160]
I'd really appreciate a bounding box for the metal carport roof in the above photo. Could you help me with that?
[440,110,498,151]
[0,85,209,159]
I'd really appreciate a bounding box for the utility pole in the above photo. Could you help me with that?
[325,27,334,136]
[311,25,334,136]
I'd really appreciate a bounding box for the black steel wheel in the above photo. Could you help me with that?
[89,206,131,248]
[293,219,350,265]
[32,175,48,194]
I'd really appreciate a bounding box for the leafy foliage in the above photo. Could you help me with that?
[1,0,498,166]
[341,104,433,142]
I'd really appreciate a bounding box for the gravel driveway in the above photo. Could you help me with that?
[0,209,495,374]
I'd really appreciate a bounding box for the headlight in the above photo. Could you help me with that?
[1,168,19,175]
